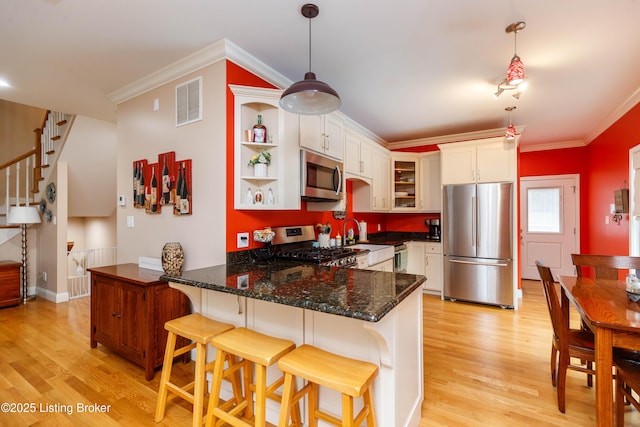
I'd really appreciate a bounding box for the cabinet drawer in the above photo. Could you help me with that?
[425,243,441,254]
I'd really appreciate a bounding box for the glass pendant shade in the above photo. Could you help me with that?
[280,72,341,115]
[506,55,525,85]
[505,124,517,141]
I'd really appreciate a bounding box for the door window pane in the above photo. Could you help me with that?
[528,187,561,233]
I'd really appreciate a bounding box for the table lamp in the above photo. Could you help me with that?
[7,206,42,303]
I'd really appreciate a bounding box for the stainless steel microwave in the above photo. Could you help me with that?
[300,149,343,202]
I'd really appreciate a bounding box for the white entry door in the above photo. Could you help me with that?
[520,175,580,280]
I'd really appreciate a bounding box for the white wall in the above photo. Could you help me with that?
[115,61,227,269]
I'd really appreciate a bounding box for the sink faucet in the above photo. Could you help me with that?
[343,218,360,246]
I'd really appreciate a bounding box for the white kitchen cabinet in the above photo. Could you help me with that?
[372,146,391,211]
[391,153,420,211]
[344,129,374,180]
[423,242,443,295]
[406,241,443,295]
[419,151,441,212]
[299,113,344,160]
[230,85,300,210]
[439,138,517,185]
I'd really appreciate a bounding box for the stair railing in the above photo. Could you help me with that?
[1,110,70,219]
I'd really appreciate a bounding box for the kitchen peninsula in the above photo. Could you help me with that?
[164,260,425,427]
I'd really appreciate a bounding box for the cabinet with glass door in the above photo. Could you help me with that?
[391,153,420,211]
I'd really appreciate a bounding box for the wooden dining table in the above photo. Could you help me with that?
[559,275,640,427]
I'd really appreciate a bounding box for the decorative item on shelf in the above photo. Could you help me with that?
[244,129,254,142]
[254,189,264,205]
[252,114,267,143]
[161,242,184,276]
[266,188,274,205]
[246,188,253,205]
[248,150,271,178]
[279,3,341,115]
[504,106,517,141]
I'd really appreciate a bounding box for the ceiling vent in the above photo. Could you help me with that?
[176,77,202,126]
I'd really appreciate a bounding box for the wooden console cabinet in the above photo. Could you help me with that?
[89,264,191,380]
[0,261,21,308]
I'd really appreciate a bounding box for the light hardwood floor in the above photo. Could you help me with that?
[0,280,637,426]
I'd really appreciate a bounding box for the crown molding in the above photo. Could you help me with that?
[388,125,526,150]
[109,38,293,105]
[583,85,640,143]
[519,139,586,153]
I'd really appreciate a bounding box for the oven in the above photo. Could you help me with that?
[394,243,408,273]
[300,149,343,202]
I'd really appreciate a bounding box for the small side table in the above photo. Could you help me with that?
[0,261,22,308]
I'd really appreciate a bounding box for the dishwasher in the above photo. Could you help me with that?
[394,244,408,273]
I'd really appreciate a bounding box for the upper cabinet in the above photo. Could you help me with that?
[230,85,300,210]
[391,152,420,212]
[299,113,344,161]
[344,129,374,180]
[351,143,390,213]
[439,138,517,185]
[419,151,441,212]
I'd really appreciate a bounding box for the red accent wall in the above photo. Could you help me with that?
[520,102,640,255]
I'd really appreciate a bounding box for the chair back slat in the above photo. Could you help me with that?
[535,260,564,343]
[571,254,640,280]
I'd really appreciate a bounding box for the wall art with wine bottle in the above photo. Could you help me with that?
[132,151,192,216]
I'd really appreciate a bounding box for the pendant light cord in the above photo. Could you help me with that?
[307,15,312,73]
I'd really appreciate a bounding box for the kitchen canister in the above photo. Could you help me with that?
[162,242,184,276]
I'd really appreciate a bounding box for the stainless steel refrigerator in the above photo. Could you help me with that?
[443,182,514,308]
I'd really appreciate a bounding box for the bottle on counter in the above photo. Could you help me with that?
[336,233,342,247]
[347,228,355,245]
[253,114,267,143]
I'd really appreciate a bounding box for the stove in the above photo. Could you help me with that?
[270,225,358,267]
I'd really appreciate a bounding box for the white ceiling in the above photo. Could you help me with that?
[1,0,640,150]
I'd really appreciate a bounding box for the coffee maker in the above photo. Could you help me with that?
[430,219,440,240]
[425,219,440,241]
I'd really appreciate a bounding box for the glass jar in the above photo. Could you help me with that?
[162,242,184,276]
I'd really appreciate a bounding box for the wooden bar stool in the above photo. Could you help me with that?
[277,344,378,427]
[205,327,299,427]
[155,313,236,427]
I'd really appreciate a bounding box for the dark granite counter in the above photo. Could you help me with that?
[365,231,440,246]
[162,260,425,322]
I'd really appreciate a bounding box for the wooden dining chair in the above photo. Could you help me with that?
[536,260,595,413]
[571,253,640,280]
[614,355,640,426]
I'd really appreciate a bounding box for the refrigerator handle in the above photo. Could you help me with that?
[471,195,476,247]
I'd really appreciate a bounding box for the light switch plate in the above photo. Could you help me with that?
[237,232,249,248]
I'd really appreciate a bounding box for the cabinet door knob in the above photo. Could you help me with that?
[112,312,117,317]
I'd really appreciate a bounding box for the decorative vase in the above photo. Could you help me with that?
[253,163,268,178]
[162,242,184,276]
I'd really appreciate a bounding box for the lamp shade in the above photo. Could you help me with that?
[280,72,342,115]
[506,55,525,85]
[505,124,517,141]
[7,206,41,225]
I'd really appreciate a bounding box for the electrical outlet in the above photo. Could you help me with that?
[237,232,249,248]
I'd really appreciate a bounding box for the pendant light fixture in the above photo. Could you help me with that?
[505,22,526,85]
[279,3,341,115]
[504,106,517,141]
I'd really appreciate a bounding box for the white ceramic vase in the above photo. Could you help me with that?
[254,163,268,177]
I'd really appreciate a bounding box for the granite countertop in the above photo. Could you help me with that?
[365,231,440,246]
[162,260,425,322]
